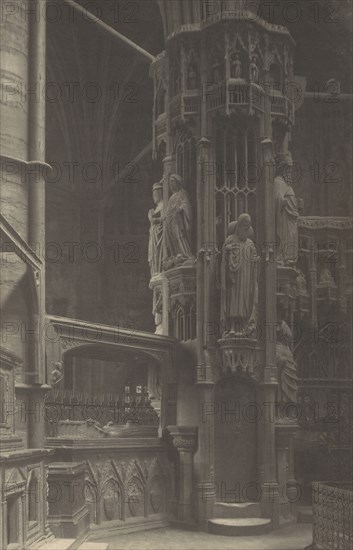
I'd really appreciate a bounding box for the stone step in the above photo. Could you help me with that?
[31,539,76,550]
[214,501,261,518]
[209,518,272,536]
[77,543,110,550]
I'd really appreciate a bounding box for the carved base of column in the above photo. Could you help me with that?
[165,426,198,524]
[260,482,280,528]
[195,482,216,531]
[275,419,299,521]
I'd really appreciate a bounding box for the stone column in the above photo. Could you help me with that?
[166,426,198,523]
[194,382,216,530]
[0,497,7,549]
[28,0,47,387]
[162,153,173,335]
[309,236,318,330]
[259,139,280,526]
[276,421,299,518]
[27,0,48,449]
[337,239,347,314]
[20,492,26,548]
[259,384,280,526]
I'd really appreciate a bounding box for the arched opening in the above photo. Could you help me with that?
[214,377,258,503]
[7,495,19,545]
[28,471,39,524]
[45,345,163,436]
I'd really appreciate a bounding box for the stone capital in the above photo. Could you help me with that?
[165,425,198,452]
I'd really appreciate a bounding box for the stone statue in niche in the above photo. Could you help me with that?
[152,286,163,334]
[250,55,259,83]
[220,214,259,337]
[230,52,242,79]
[148,181,164,278]
[164,174,193,268]
[296,269,308,294]
[276,320,298,405]
[274,152,299,265]
[187,64,198,90]
[319,268,336,286]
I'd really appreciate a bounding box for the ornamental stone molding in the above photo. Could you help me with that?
[298,216,353,231]
[166,425,198,452]
[164,265,196,306]
[218,337,263,382]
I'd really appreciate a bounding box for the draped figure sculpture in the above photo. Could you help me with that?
[164,174,193,266]
[276,320,298,405]
[274,152,299,265]
[148,181,164,278]
[221,214,259,337]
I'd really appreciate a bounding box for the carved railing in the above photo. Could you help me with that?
[311,482,353,550]
[270,93,287,116]
[207,81,226,110]
[183,92,200,115]
[170,94,182,120]
[45,388,159,437]
[228,82,248,105]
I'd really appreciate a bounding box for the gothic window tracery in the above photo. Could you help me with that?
[172,301,196,341]
[215,125,258,240]
[175,134,197,191]
[156,84,166,117]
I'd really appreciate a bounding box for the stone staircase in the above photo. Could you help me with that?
[209,502,272,536]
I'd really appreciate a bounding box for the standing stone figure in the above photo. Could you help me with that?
[152,286,163,334]
[221,214,259,336]
[164,174,193,264]
[230,53,242,79]
[148,181,164,278]
[276,320,298,404]
[296,269,308,294]
[250,55,259,83]
[274,152,299,264]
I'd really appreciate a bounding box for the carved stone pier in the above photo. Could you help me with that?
[166,426,198,524]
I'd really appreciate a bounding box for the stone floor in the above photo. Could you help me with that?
[96,523,313,549]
